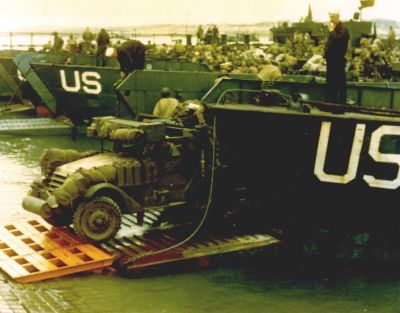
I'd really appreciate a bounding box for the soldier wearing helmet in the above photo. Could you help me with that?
[324,8,350,104]
[52,31,64,53]
[153,87,180,118]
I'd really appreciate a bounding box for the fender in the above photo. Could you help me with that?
[84,183,142,213]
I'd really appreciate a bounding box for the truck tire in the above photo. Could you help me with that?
[73,196,122,243]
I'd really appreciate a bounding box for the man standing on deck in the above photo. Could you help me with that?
[52,32,64,53]
[324,8,349,104]
[196,25,204,44]
[96,28,110,66]
[115,40,146,78]
[112,39,146,116]
[82,27,94,54]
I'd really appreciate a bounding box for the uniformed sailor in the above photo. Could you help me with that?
[324,8,350,104]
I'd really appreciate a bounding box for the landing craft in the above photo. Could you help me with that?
[210,89,400,254]
[203,75,400,112]
[0,50,32,106]
[271,0,375,46]
[9,51,210,118]
[31,63,254,124]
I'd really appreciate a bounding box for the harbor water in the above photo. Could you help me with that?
[0,131,400,312]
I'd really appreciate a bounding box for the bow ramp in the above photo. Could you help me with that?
[0,212,279,283]
[0,118,72,136]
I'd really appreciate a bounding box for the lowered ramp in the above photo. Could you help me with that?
[0,118,72,135]
[0,213,279,283]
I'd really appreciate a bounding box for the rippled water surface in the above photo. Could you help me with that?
[1,134,400,313]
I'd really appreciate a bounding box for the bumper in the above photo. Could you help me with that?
[22,196,52,219]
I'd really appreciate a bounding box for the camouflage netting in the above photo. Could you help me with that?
[53,164,117,206]
[40,149,96,176]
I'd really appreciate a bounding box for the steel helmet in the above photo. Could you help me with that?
[161,87,172,97]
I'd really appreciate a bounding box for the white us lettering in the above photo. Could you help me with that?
[60,70,102,94]
[314,121,365,184]
[315,122,400,189]
[364,126,400,189]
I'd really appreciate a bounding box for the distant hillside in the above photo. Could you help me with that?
[18,22,273,36]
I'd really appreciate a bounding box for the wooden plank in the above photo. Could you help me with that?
[0,219,115,283]
[0,216,280,282]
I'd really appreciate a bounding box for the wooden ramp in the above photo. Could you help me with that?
[0,219,114,283]
[0,213,280,283]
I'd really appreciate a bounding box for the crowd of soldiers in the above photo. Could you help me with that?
[43,25,400,82]
[41,27,98,54]
[149,29,400,82]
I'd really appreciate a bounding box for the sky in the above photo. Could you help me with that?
[0,0,397,32]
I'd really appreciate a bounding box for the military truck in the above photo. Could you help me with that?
[23,114,207,243]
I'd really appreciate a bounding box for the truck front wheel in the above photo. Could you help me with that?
[73,196,122,243]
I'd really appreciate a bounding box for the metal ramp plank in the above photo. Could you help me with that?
[181,234,279,259]
[0,118,71,135]
[120,229,280,271]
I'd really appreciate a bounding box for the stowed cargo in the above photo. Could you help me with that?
[87,116,166,143]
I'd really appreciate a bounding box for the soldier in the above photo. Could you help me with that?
[387,26,396,51]
[112,40,146,79]
[153,87,180,119]
[66,34,79,54]
[41,40,52,52]
[205,27,213,45]
[196,25,204,44]
[173,39,185,57]
[324,8,349,104]
[96,28,110,66]
[82,27,94,54]
[212,25,220,44]
[52,31,64,53]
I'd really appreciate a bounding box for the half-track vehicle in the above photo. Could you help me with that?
[23,115,207,243]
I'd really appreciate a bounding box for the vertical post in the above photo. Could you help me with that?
[30,33,34,50]
[244,34,250,45]
[186,34,192,46]
[9,32,13,51]
[221,34,227,44]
